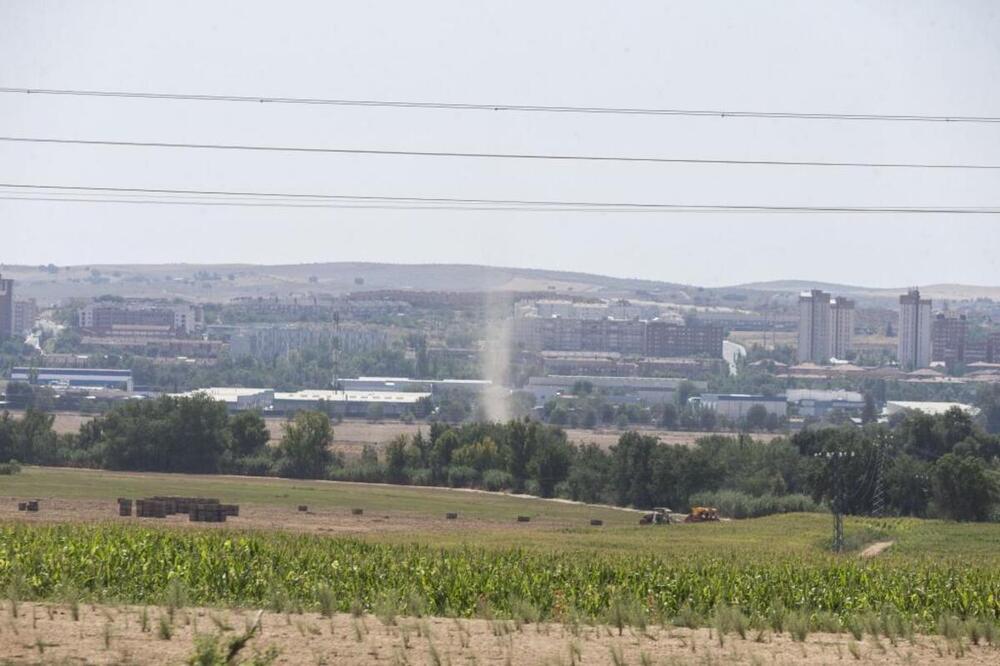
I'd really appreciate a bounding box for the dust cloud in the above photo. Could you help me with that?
[481,292,512,422]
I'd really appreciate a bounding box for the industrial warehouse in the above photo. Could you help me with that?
[174,386,431,417]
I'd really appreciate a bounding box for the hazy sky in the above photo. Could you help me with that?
[2,1,999,287]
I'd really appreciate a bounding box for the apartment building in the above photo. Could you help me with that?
[644,320,724,357]
[931,313,967,364]
[797,290,832,363]
[513,316,722,358]
[898,289,933,370]
[533,299,661,321]
[830,298,855,359]
[78,301,203,336]
[796,290,855,363]
[229,324,389,360]
[12,299,38,335]
[0,273,13,339]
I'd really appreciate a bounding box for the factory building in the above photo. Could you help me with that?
[10,367,134,392]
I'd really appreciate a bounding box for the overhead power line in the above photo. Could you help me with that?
[2,86,999,124]
[0,183,997,214]
[2,135,997,170]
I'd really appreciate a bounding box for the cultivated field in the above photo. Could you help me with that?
[2,466,999,664]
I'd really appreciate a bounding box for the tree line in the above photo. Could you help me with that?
[0,396,997,521]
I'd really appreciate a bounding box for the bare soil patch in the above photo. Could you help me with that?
[0,602,991,665]
[860,540,896,559]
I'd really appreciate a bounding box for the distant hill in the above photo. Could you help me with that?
[732,280,1000,303]
[3,262,996,305]
[0,262,696,304]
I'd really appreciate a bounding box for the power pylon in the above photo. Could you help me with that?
[871,436,888,518]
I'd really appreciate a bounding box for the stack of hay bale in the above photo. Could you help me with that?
[127,496,239,522]
[189,503,226,523]
[135,498,167,518]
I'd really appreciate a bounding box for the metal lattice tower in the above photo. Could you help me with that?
[871,437,888,518]
[331,311,341,391]
[820,450,852,553]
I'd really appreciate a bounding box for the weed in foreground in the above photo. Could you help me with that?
[315,585,337,618]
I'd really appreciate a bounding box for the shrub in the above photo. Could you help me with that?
[328,462,384,484]
[688,490,822,519]
[482,469,514,492]
[446,465,478,488]
[407,468,433,486]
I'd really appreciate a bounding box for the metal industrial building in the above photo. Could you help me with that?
[10,367,135,392]
[696,393,788,420]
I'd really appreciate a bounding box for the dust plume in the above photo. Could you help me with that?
[481,292,512,422]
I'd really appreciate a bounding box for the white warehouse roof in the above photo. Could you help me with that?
[275,389,431,404]
[174,387,273,404]
[884,401,980,417]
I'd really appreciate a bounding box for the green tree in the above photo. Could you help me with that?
[549,406,569,426]
[676,381,696,407]
[884,454,931,517]
[528,432,571,498]
[659,403,678,428]
[504,419,535,491]
[92,395,229,473]
[453,437,503,473]
[744,404,768,431]
[861,394,878,424]
[430,429,461,482]
[228,410,270,457]
[384,434,409,484]
[931,453,996,521]
[408,430,431,468]
[610,432,658,508]
[564,443,610,503]
[977,384,1000,434]
[274,411,333,479]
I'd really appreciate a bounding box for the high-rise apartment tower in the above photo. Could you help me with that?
[898,289,932,370]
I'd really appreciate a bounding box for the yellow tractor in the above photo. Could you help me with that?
[684,506,720,523]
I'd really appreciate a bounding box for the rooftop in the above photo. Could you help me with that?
[885,401,980,416]
[275,390,430,403]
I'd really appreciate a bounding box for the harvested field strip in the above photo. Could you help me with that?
[1,466,634,525]
[1,523,998,632]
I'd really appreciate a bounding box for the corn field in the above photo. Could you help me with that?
[0,524,997,630]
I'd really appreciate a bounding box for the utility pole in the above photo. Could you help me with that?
[818,450,853,552]
[331,311,341,391]
[871,434,888,518]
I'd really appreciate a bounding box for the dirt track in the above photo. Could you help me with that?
[0,602,991,665]
[860,540,895,559]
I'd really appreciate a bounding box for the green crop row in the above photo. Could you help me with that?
[0,523,997,631]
